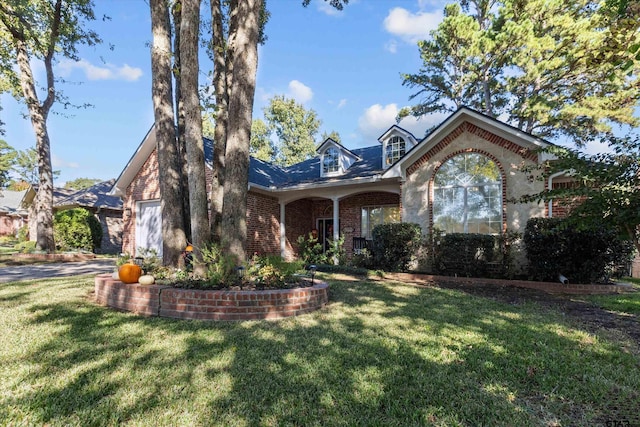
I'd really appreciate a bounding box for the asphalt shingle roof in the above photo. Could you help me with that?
[56,179,123,210]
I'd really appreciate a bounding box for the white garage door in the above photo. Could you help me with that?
[136,200,163,257]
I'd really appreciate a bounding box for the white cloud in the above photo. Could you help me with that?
[357,103,446,140]
[383,7,443,43]
[287,80,313,104]
[57,59,143,82]
[337,98,347,109]
[384,39,398,54]
[52,153,79,169]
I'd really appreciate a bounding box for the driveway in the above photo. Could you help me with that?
[0,259,116,284]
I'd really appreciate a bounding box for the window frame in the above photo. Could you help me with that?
[432,153,503,235]
[385,136,406,166]
[361,204,401,239]
[322,147,340,176]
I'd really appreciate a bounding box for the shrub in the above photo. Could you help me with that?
[14,240,36,253]
[420,230,521,278]
[248,254,305,289]
[371,223,421,272]
[198,243,238,287]
[135,247,161,275]
[524,217,634,284]
[297,232,346,265]
[16,225,29,242]
[53,208,102,252]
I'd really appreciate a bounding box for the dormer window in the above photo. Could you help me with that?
[385,136,406,165]
[322,147,340,174]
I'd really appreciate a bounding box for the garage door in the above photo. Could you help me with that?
[136,200,163,257]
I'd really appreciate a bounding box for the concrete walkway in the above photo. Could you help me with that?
[0,258,115,284]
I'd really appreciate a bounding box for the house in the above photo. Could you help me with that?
[0,189,29,236]
[112,107,565,262]
[23,181,123,253]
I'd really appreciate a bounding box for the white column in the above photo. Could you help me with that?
[280,201,286,259]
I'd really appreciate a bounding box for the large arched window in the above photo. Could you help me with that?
[385,136,406,165]
[433,153,502,234]
[323,147,339,174]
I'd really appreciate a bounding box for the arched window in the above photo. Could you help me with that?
[433,153,502,234]
[323,147,340,174]
[385,136,406,165]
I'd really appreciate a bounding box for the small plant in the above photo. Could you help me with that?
[16,225,29,242]
[116,252,132,267]
[136,247,161,275]
[297,232,346,265]
[14,240,36,254]
[198,243,237,287]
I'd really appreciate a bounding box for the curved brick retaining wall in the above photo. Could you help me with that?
[94,274,329,320]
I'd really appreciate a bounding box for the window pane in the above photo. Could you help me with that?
[433,153,502,234]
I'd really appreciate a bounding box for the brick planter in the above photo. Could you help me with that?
[380,272,633,295]
[94,274,329,320]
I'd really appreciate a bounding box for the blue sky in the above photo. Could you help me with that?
[0,0,624,185]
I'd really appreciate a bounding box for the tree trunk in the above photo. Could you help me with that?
[150,0,187,266]
[15,40,55,253]
[221,0,262,263]
[181,0,210,276]
[172,0,191,243]
[209,0,228,243]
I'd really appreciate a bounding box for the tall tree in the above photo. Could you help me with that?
[0,139,16,187]
[0,0,100,252]
[321,130,341,144]
[9,147,60,185]
[150,0,187,266]
[263,95,321,166]
[181,0,209,275]
[520,132,640,254]
[401,0,639,144]
[64,177,100,190]
[220,0,262,262]
[250,118,274,162]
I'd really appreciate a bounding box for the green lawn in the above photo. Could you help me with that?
[584,279,640,316]
[1,275,639,426]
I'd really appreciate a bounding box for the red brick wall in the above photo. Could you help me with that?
[246,192,281,256]
[0,214,13,235]
[544,181,584,218]
[285,199,314,258]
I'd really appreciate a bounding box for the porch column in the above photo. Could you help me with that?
[280,201,286,258]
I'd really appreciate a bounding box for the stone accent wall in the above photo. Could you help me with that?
[97,209,123,254]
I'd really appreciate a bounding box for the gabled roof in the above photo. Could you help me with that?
[56,179,123,210]
[316,138,360,160]
[377,124,418,143]
[0,190,29,214]
[383,106,553,179]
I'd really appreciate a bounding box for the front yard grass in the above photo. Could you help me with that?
[582,279,640,316]
[1,274,638,426]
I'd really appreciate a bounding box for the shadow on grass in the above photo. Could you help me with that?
[1,276,639,426]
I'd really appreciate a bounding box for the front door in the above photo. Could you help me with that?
[136,200,163,257]
[317,218,333,253]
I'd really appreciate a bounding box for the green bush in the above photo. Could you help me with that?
[14,240,36,254]
[422,230,520,278]
[372,223,421,272]
[524,217,634,284]
[16,225,29,242]
[53,208,102,252]
[297,232,345,265]
[198,243,237,287]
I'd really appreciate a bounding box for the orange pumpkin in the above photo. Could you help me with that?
[118,262,142,284]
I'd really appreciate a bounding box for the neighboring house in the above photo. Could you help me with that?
[23,181,123,254]
[0,189,29,236]
[113,107,567,265]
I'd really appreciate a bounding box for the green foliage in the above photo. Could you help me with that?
[8,148,60,185]
[372,223,421,272]
[263,95,321,166]
[64,177,101,190]
[320,130,341,144]
[250,118,275,162]
[297,232,345,265]
[16,225,28,242]
[135,247,161,276]
[198,243,238,287]
[53,208,102,252]
[0,139,16,187]
[520,134,640,255]
[401,0,639,143]
[523,218,634,284]
[13,240,35,253]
